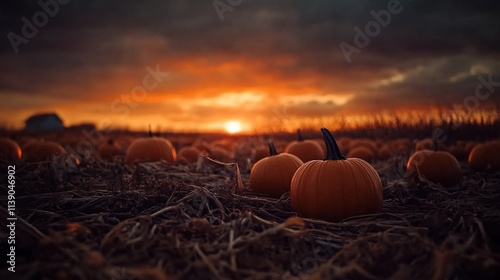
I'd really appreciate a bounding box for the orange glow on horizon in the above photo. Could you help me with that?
[224,121,243,134]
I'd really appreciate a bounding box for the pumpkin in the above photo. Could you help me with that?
[391,138,411,155]
[349,138,377,154]
[285,129,324,162]
[377,144,392,160]
[253,145,270,162]
[207,146,233,162]
[346,146,375,162]
[406,140,462,187]
[290,128,383,222]
[0,138,22,162]
[177,146,200,163]
[22,139,67,162]
[468,141,500,171]
[415,138,433,151]
[250,142,303,197]
[125,130,176,164]
[97,139,122,160]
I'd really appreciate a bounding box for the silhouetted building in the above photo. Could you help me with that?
[25,113,64,131]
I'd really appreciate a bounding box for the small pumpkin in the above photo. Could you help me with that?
[285,129,324,162]
[250,142,303,197]
[125,129,176,164]
[290,128,383,222]
[349,138,377,155]
[346,146,375,162]
[177,146,200,163]
[207,146,233,162]
[22,139,67,162]
[0,137,22,162]
[406,140,462,187]
[377,144,392,160]
[253,145,270,162]
[415,138,433,151]
[468,141,500,171]
[98,139,122,160]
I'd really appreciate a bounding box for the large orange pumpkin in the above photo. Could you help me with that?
[290,128,383,222]
[0,138,22,162]
[125,131,176,164]
[406,141,462,187]
[250,142,303,198]
[22,139,67,162]
[468,141,500,171]
[285,129,324,162]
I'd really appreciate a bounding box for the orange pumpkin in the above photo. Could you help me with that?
[177,146,200,163]
[415,138,433,151]
[349,138,377,154]
[377,144,392,160]
[346,146,375,162]
[97,139,122,160]
[285,129,324,162]
[406,141,462,187]
[290,128,383,222]
[22,139,67,162]
[0,138,22,162]
[207,146,233,162]
[250,142,303,197]
[468,141,500,171]
[253,145,270,162]
[125,131,176,164]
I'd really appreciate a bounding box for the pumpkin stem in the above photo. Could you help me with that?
[268,141,279,156]
[321,127,346,160]
[297,129,304,142]
[148,125,153,138]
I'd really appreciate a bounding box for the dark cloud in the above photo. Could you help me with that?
[1,0,499,130]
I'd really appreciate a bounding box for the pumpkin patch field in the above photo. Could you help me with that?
[1,123,500,280]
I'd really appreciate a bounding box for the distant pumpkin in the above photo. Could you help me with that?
[347,146,375,162]
[285,129,324,162]
[468,141,500,171]
[349,139,377,155]
[415,138,433,151]
[0,138,22,162]
[253,145,270,162]
[22,139,67,162]
[406,140,462,187]
[98,139,122,160]
[377,144,392,160]
[125,130,176,164]
[177,146,200,163]
[250,142,303,197]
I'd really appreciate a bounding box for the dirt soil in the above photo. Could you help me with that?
[1,155,499,280]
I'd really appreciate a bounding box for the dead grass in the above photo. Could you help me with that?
[0,154,499,279]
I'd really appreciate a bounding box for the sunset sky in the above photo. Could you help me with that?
[1,1,499,133]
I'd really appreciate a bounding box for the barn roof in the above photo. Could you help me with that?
[25,113,63,124]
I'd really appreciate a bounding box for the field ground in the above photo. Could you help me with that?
[0,125,500,279]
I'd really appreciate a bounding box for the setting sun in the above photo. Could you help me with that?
[224,121,242,134]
